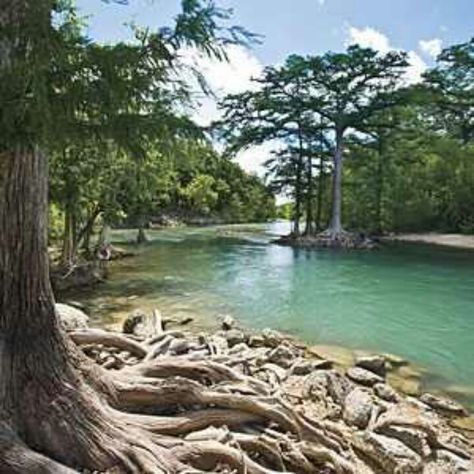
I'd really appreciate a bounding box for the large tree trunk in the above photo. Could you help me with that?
[315,154,325,232]
[375,135,385,235]
[0,3,171,470]
[61,199,76,266]
[293,155,303,236]
[304,155,314,235]
[0,151,108,470]
[326,127,345,239]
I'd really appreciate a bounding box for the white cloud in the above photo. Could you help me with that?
[346,25,427,84]
[235,141,280,177]
[406,50,427,84]
[347,26,391,53]
[419,38,442,59]
[179,45,269,175]
[318,0,326,5]
[180,45,263,127]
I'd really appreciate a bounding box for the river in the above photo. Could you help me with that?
[67,222,474,409]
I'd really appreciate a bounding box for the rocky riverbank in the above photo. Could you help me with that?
[275,233,379,250]
[59,304,474,473]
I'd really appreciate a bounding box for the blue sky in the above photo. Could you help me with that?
[76,0,473,175]
[77,0,473,62]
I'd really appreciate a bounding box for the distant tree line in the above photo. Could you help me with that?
[219,38,474,239]
[45,4,274,267]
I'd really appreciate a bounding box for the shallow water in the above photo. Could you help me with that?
[67,222,474,408]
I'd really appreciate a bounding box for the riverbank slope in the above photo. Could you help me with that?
[384,233,474,250]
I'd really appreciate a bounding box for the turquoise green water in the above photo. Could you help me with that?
[69,223,474,407]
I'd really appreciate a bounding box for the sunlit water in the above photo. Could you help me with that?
[67,222,474,408]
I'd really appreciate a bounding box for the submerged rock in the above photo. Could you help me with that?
[355,354,386,377]
[383,352,409,369]
[347,367,384,387]
[420,393,468,417]
[291,358,333,375]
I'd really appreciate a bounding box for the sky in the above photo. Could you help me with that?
[76,0,473,175]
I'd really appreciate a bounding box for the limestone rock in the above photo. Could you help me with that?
[224,329,246,347]
[267,345,296,368]
[326,370,353,404]
[208,335,229,355]
[261,328,285,348]
[435,449,474,472]
[353,431,422,473]
[303,371,330,402]
[343,387,373,429]
[374,383,400,402]
[221,314,235,330]
[122,308,162,337]
[376,424,431,457]
[248,334,265,348]
[228,342,249,355]
[420,393,468,417]
[383,352,408,369]
[355,354,386,377]
[291,358,332,375]
[347,367,384,387]
[168,338,190,355]
[56,303,89,330]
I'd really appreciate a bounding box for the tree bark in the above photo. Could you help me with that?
[375,134,385,235]
[315,153,325,232]
[61,199,76,266]
[327,127,345,239]
[0,150,87,460]
[293,155,303,236]
[304,154,314,235]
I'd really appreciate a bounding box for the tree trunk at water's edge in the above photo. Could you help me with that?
[326,127,345,239]
[0,2,162,471]
[0,150,94,470]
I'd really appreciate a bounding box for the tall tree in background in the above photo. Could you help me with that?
[423,38,474,144]
[0,1,256,470]
[219,58,320,235]
[297,46,408,241]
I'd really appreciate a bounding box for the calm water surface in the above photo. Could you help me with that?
[69,222,474,407]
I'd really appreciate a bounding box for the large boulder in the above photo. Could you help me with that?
[304,370,352,406]
[353,432,422,473]
[376,425,431,458]
[56,303,89,331]
[343,387,374,429]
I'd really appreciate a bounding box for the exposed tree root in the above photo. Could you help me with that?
[5,313,473,474]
